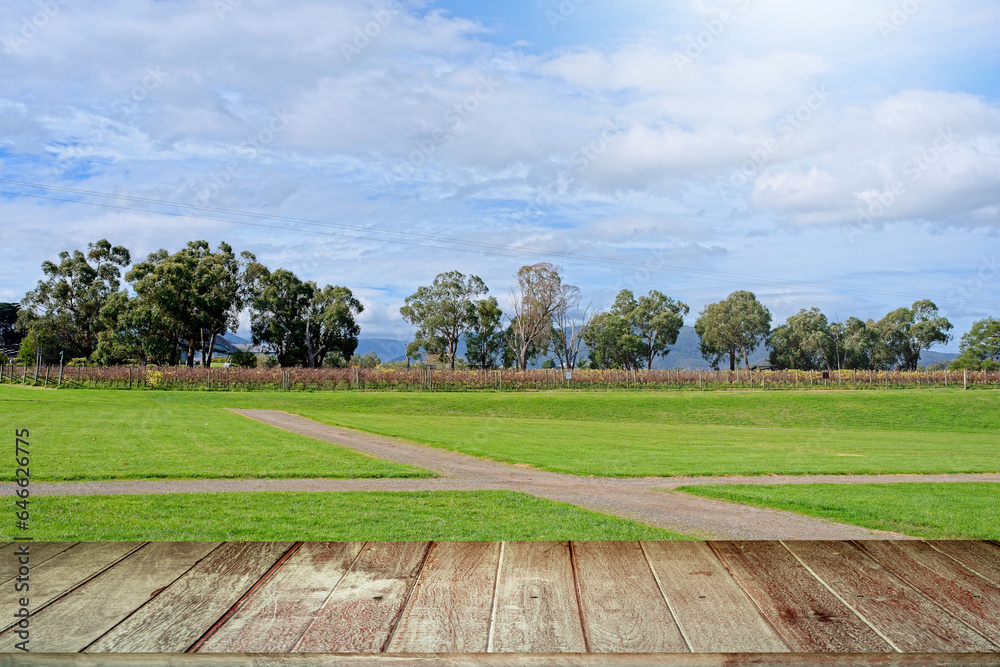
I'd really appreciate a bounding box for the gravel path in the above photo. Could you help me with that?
[14,409,998,540]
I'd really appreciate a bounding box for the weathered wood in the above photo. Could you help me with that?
[198,541,366,653]
[85,542,294,652]
[929,541,1000,586]
[711,541,892,652]
[294,541,430,653]
[572,541,687,653]
[388,541,501,653]
[0,542,78,584]
[0,542,220,652]
[490,541,586,653]
[783,541,997,652]
[4,653,1000,666]
[0,542,144,632]
[855,541,1000,646]
[641,541,789,652]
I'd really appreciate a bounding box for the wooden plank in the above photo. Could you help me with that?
[929,541,1000,586]
[491,541,586,653]
[294,541,430,653]
[711,541,892,652]
[572,541,687,653]
[0,542,144,631]
[857,540,1000,645]
[85,541,294,652]
[0,542,220,652]
[387,541,500,653]
[199,542,366,653]
[783,541,997,652]
[0,542,77,584]
[642,541,789,653]
[5,654,1000,667]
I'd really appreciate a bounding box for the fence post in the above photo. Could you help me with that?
[58,353,64,387]
[963,369,967,391]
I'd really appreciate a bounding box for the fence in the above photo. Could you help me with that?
[1,362,998,391]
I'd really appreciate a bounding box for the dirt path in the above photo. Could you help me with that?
[19,409,998,540]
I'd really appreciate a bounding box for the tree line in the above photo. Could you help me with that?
[7,239,999,372]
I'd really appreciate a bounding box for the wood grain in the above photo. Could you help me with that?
[85,542,293,653]
[572,541,687,653]
[490,541,585,653]
[388,541,500,653]
[711,541,892,652]
[929,541,1000,586]
[0,542,219,652]
[857,540,1000,645]
[293,541,430,653]
[783,540,997,652]
[0,541,144,632]
[641,541,789,653]
[197,541,366,653]
[0,542,78,584]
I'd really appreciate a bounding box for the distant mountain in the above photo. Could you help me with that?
[360,326,958,369]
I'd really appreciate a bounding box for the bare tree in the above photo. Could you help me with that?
[506,263,567,370]
[550,285,596,370]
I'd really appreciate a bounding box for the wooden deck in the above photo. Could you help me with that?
[1,541,998,664]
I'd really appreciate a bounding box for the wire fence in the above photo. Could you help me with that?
[1,362,998,391]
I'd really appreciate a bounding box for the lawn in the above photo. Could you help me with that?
[0,386,429,481]
[678,483,1000,539]
[2,385,998,480]
[11,490,688,541]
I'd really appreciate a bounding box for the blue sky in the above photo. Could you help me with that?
[1,0,999,347]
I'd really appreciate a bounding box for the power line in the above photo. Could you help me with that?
[1,178,997,310]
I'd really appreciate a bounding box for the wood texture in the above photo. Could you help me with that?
[853,541,1000,647]
[0,542,144,632]
[0,542,78,584]
[641,541,789,653]
[929,541,1000,586]
[572,541,687,653]
[294,541,430,653]
[85,542,294,653]
[197,541,366,653]
[490,541,586,653]
[711,541,892,652]
[783,541,997,652]
[388,542,501,653]
[0,542,220,652]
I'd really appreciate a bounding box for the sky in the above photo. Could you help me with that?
[1,0,999,348]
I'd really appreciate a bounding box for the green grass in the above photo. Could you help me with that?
[677,483,1000,539]
[0,386,429,481]
[11,491,689,541]
[2,385,998,480]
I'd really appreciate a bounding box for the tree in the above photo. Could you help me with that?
[633,290,689,369]
[951,317,1000,370]
[769,308,834,370]
[400,271,489,370]
[249,268,313,367]
[872,300,952,371]
[694,291,772,370]
[0,303,25,351]
[464,296,505,369]
[550,286,596,370]
[507,263,568,370]
[303,285,363,369]
[18,239,131,360]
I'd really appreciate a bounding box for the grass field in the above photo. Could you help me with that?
[2,385,998,480]
[679,483,1000,539]
[10,491,687,541]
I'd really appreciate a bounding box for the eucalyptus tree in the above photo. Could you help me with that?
[400,270,490,370]
[694,290,772,370]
